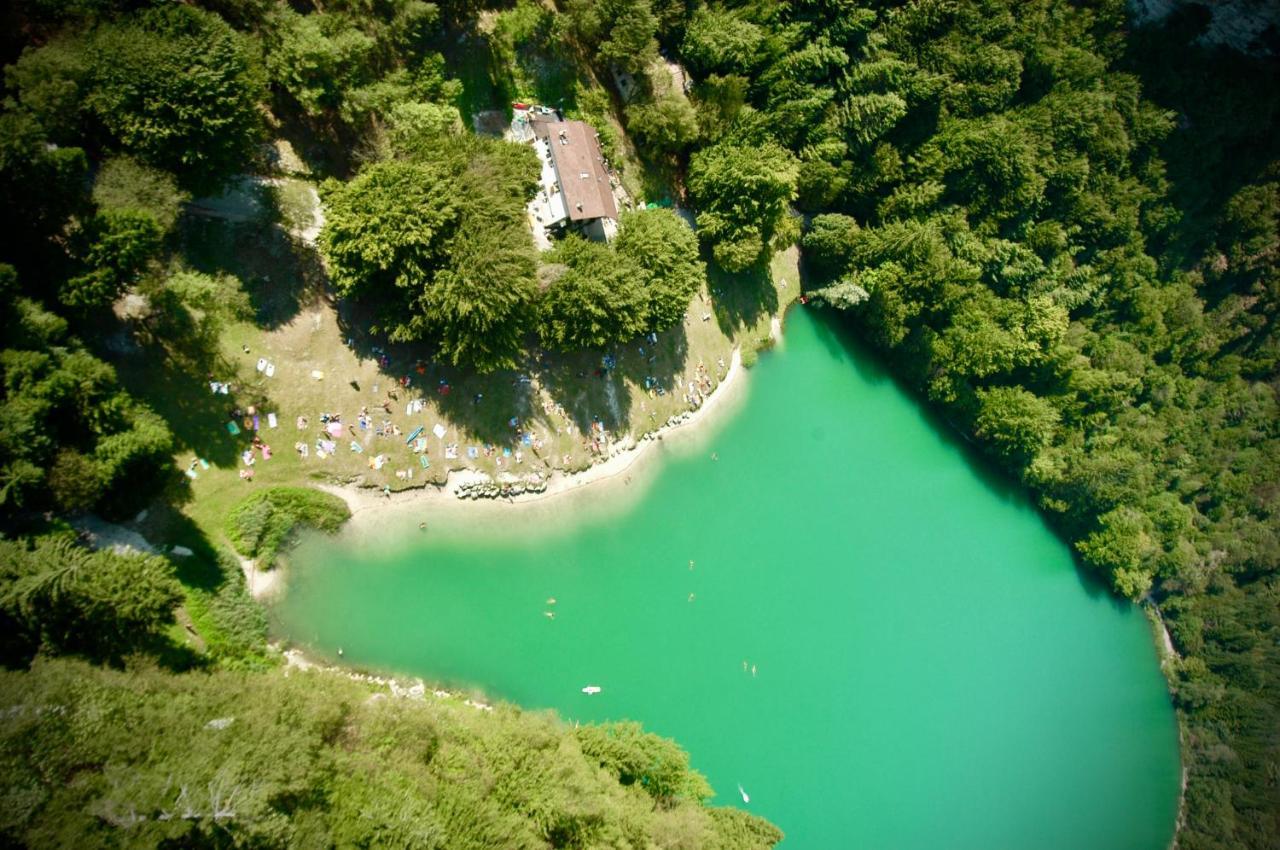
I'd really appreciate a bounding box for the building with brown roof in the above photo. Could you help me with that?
[521,110,619,244]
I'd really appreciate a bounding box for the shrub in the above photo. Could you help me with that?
[225,487,350,567]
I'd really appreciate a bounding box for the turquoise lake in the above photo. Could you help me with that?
[274,307,1181,848]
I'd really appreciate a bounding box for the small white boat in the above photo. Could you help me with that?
[738,784,750,803]
[581,685,602,695]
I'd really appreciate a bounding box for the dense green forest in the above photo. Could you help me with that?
[2,0,1277,845]
[0,659,781,848]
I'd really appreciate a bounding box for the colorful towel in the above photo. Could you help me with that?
[419,455,430,469]
[350,440,363,453]
[226,421,240,435]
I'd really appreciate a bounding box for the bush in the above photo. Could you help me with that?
[225,487,350,567]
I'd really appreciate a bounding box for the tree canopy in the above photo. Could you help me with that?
[0,658,783,848]
[688,139,799,271]
[319,137,540,371]
[0,267,173,520]
[7,5,263,192]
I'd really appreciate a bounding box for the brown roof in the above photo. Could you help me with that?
[533,120,618,222]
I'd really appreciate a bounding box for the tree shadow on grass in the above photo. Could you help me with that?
[333,291,692,449]
[709,259,778,338]
[112,314,284,476]
[178,201,318,331]
[535,324,691,437]
[440,28,514,127]
[331,298,538,447]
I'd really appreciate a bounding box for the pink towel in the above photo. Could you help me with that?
[262,446,272,460]
[326,422,343,437]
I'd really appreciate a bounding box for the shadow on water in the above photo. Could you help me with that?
[804,306,1124,607]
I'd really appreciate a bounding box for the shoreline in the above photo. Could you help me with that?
[255,345,749,598]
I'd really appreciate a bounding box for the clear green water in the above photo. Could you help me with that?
[274,309,1181,848]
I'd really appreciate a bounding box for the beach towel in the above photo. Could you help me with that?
[262,446,272,460]
[199,458,210,469]
[522,433,533,446]
[315,447,327,459]
[419,455,430,469]
[299,443,309,458]
[326,422,344,437]
[503,447,512,457]
[185,469,198,480]
[226,421,241,435]
[253,415,260,431]
[432,423,447,439]
[406,426,424,445]
[320,439,336,453]
[311,370,325,380]
[445,445,458,459]
[241,450,255,466]
[467,446,479,459]
[350,440,363,453]
[268,413,278,429]
[414,437,428,453]
[265,363,275,378]
[256,358,267,372]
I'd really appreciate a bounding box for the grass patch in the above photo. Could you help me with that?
[225,486,351,567]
